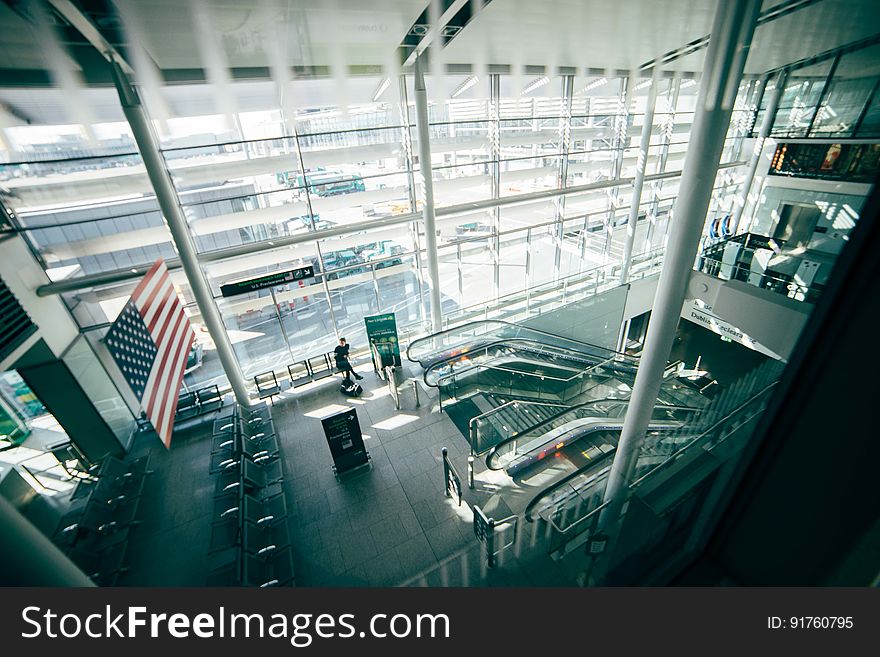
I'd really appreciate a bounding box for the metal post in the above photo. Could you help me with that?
[442,447,450,497]
[554,75,574,279]
[412,378,420,407]
[604,76,631,261]
[467,454,475,489]
[620,77,658,284]
[598,0,761,535]
[413,55,444,332]
[486,517,497,568]
[648,75,682,231]
[110,61,250,406]
[269,288,295,362]
[489,74,502,299]
[805,52,841,137]
[729,70,787,236]
[289,117,341,340]
[398,74,428,325]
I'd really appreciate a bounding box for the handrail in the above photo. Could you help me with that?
[627,380,778,490]
[467,398,571,437]
[408,309,640,366]
[424,338,635,388]
[442,245,666,326]
[484,397,630,470]
[526,462,615,524]
[434,348,632,395]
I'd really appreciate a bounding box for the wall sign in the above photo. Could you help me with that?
[220,266,315,297]
[682,299,780,360]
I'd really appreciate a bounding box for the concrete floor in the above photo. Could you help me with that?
[117,361,494,586]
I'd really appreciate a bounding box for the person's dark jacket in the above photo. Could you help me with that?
[334,344,351,370]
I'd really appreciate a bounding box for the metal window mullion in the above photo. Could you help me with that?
[490,74,502,300]
[554,74,574,279]
[805,52,841,137]
[398,74,428,326]
[290,119,340,339]
[851,76,880,138]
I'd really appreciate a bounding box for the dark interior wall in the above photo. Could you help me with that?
[670,321,770,385]
[17,358,123,463]
[690,178,880,585]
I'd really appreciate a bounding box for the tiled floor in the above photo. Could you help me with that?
[115,363,478,586]
[115,358,589,587]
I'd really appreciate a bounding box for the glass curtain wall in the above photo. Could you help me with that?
[754,42,880,139]
[1,69,757,391]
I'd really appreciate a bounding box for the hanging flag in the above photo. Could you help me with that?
[104,259,195,448]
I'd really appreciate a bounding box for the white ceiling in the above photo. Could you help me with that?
[0,0,878,127]
[1,0,877,75]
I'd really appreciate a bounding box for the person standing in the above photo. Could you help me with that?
[333,338,363,382]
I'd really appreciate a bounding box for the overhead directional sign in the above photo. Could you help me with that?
[220,266,315,298]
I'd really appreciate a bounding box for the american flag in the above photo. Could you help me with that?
[104,259,195,448]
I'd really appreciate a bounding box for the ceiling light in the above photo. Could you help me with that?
[681,79,697,88]
[576,77,608,94]
[521,76,549,95]
[634,79,653,90]
[451,75,479,98]
[372,78,391,102]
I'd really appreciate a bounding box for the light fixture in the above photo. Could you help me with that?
[576,77,608,94]
[372,77,391,102]
[680,78,697,88]
[521,76,549,95]
[634,79,653,90]
[451,75,479,98]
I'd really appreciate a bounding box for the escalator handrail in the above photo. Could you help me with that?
[524,457,615,522]
[526,379,779,527]
[484,398,629,469]
[406,319,635,365]
[485,401,699,470]
[424,337,636,387]
[466,398,571,446]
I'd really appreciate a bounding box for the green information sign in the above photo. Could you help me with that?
[364,312,401,368]
[220,266,315,298]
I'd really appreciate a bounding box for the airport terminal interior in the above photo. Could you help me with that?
[1,0,879,587]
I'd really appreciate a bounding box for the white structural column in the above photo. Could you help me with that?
[598,0,761,532]
[398,75,428,325]
[413,55,444,332]
[553,74,575,278]
[110,61,250,406]
[489,73,502,299]
[729,69,787,235]
[620,77,658,284]
[0,495,94,586]
[604,77,632,260]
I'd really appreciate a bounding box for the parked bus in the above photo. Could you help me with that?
[276,170,365,196]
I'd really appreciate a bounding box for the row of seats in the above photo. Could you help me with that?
[135,384,225,433]
[205,402,296,587]
[51,455,152,585]
[254,354,338,402]
[175,384,224,422]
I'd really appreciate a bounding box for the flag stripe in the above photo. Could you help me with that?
[130,259,164,304]
[157,330,194,447]
[152,321,194,443]
[143,307,188,419]
[106,258,196,450]
[142,278,175,330]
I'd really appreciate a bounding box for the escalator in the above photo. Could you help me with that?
[479,400,698,522]
[407,319,638,372]
[422,338,637,388]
